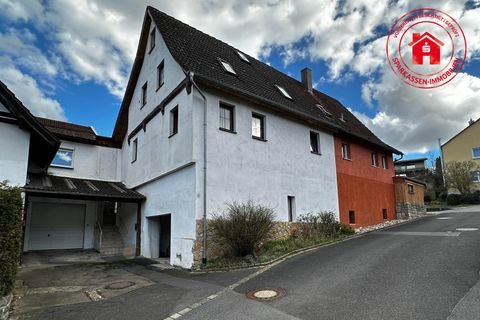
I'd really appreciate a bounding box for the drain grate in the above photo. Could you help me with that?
[246,288,286,301]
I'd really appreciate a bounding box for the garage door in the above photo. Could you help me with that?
[28,202,86,250]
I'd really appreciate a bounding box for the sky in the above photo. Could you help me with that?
[0,0,479,160]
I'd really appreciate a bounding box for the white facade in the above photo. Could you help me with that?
[0,118,30,186]
[48,140,120,181]
[117,17,339,268]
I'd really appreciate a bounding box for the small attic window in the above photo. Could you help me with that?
[275,85,293,100]
[218,58,236,75]
[316,104,332,117]
[236,51,250,63]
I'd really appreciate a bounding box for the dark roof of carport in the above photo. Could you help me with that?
[25,174,145,202]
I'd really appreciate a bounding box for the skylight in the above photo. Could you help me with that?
[236,51,250,63]
[218,58,236,75]
[316,104,332,117]
[275,85,293,100]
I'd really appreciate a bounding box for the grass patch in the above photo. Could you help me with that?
[200,235,347,270]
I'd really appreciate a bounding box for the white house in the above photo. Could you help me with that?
[0,6,397,269]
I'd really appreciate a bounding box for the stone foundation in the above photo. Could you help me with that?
[0,294,12,320]
[396,203,427,219]
[192,220,296,267]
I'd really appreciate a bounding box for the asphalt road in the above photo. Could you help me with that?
[184,206,480,320]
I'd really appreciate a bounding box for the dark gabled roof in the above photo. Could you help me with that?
[25,174,145,202]
[133,6,400,154]
[441,118,479,148]
[37,117,121,148]
[0,80,60,169]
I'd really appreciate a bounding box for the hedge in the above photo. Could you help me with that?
[446,192,480,206]
[0,182,23,297]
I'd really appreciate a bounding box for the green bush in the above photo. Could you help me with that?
[446,192,480,205]
[424,194,432,203]
[210,201,276,257]
[297,211,340,239]
[339,223,356,235]
[0,181,23,297]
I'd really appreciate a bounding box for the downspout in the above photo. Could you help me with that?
[188,72,208,264]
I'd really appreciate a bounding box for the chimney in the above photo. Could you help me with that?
[412,32,421,43]
[301,67,313,93]
[469,118,475,126]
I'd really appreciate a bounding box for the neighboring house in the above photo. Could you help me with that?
[394,157,436,200]
[394,158,428,177]
[409,32,444,65]
[0,6,402,268]
[393,176,427,218]
[441,118,480,192]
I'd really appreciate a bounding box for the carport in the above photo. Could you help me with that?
[23,174,145,256]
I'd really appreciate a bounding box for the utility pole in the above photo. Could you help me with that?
[438,138,447,189]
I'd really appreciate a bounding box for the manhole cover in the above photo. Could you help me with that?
[105,281,135,290]
[456,228,479,231]
[246,288,286,301]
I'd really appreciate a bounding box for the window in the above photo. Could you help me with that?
[149,28,156,52]
[288,196,296,222]
[252,113,265,140]
[157,60,164,89]
[381,155,388,169]
[408,184,414,194]
[218,58,236,75]
[472,147,480,159]
[141,82,147,107]
[51,148,74,168]
[275,84,293,100]
[132,138,138,163]
[219,103,235,132]
[371,152,378,167]
[310,131,320,154]
[341,143,351,160]
[170,106,178,137]
[382,208,388,220]
[471,170,480,183]
[349,210,355,224]
[236,51,250,63]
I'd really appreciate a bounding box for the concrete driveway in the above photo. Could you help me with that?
[12,254,255,320]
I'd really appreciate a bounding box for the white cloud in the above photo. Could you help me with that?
[0,58,66,120]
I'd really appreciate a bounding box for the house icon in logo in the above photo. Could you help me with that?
[408,32,444,65]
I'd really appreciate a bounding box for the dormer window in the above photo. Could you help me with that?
[236,51,250,63]
[275,85,293,100]
[149,28,156,53]
[218,58,236,75]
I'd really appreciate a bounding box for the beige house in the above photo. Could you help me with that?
[441,118,480,191]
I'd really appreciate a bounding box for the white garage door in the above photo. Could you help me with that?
[28,202,86,250]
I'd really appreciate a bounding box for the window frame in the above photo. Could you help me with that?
[149,28,156,53]
[341,143,351,160]
[287,196,296,222]
[407,183,414,194]
[141,82,148,108]
[472,147,480,159]
[218,58,237,75]
[348,210,356,224]
[471,170,480,183]
[169,106,179,137]
[156,60,164,90]
[251,112,266,141]
[51,147,75,169]
[131,138,138,163]
[381,155,388,169]
[219,102,235,133]
[371,152,378,167]
[310,131,321,155]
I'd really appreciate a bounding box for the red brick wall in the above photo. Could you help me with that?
[335,136,396,227]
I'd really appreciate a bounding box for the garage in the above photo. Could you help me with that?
[28,202,86,250]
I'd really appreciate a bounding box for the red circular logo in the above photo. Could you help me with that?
[386,8,467,89]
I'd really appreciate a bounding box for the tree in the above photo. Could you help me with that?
[433,156,445,195]
[444,161,478,194]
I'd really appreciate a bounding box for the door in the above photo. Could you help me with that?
[28,202,86,250]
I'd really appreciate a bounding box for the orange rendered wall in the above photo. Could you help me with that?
[334,136,396,227]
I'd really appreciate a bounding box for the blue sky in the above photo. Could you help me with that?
[0,0,479,161]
